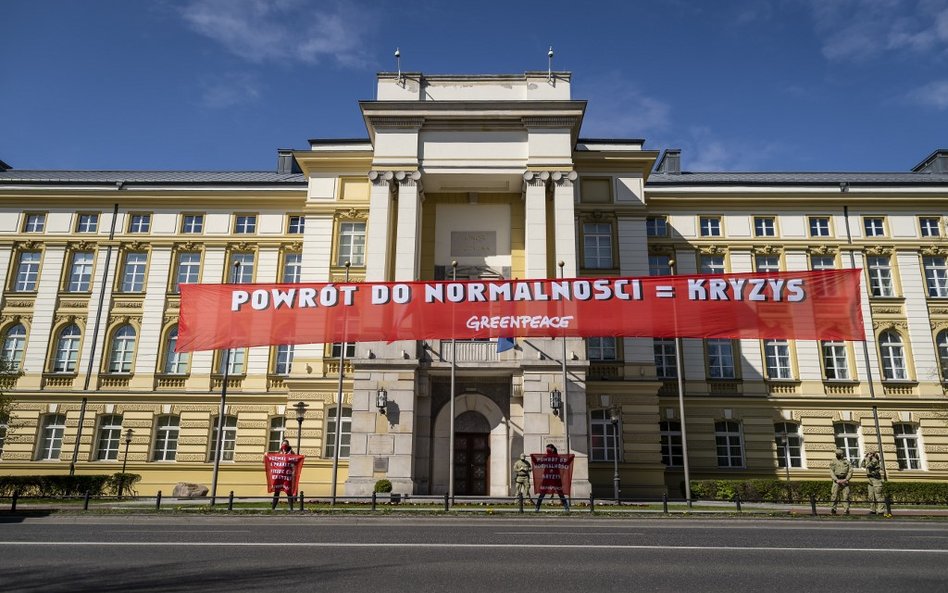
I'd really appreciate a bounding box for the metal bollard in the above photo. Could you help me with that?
[227,491,234,511]
[299,491,305,512]
[885,495,893,516]
[810,494,817,516]
[83,491,91,511]
[155,490,162,511]
[11,491,18,513]
[735,493,742,513]
[371,491,377,512]
[518,493,524,514]
[444,492,449,512]
[662,492,668,514]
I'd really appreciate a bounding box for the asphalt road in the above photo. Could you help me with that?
[1,515,947,592]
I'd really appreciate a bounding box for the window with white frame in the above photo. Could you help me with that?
[646,216,668,237]
[121,252,147,292]
[774,422,803,468]
[76,213,99,233]
[173,252,201,293]
[128,214,151,234]
[67,251,94,292]
[755,255,780,273]
[24,213,46,233]
[764,340,793,379]
[754,217,776,237]
[95,414,123,461]
[287,215,305,234]
[152,415,180,461]
[654,339,677,379]
[324,407,352,458]
[867,256,894,297]
[707,339,736,379]
[810,255,835,270]
[268,417,286,452]
[209,415,238,462]
[822,341,850,380]
[660,420,683,466]
[699,216,721,237]
[107,325,136,374]
[2,324,26,371]
[230,253,254,283]
[182,214,204,234]
[583,223,614,269]
[923,256,948,298]
[274,345,294,375]
[38,413,66,460]
[330,342,356,358]
[14,251,41,292]
[893,423,921,470]
[879,330,908,380]
[234,215,257,234]
[937,330,948,382]
[219,348,246,375]
[714,420,744,467]
[282,253,302,283]
[833,422,861,466]
[53,324,81,373]
[589,409,618,462]
[809,216,831,237]
[163,327,189,375]
[700,255,725,274]
[338,222,366,266]
[648,255,672,276]
[587,337,617,361]
[920,216,941,237]
[863,217,885,237]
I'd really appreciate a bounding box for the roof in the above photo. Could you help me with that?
[0,170,306,185]
[647,171,948,186]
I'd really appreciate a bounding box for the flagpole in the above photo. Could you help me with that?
[558,261,570,454]
[210,260,240,506]
[669,258,692,507]
[448,260,457,506]
[331,261,350,506]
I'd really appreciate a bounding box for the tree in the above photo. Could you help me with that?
[0,356,22,451]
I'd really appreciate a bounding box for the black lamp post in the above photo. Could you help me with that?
[609,407,621,501]
[119,428,134,498]
[293,401,308,454]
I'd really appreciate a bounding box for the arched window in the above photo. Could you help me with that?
[38,413,67,460]
[2,324,26,371]
[108,325,136,374]
[53,324,81,373]
[163,326,189,375]
[936,330,948,382]
[833,422,861,465]
[774,422,803,468]
[879,330,907,380]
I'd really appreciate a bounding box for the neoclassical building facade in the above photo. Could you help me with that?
[1,71,947,497]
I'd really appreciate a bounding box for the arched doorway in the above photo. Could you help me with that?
[454,411,491,495]
[431,392,510,496]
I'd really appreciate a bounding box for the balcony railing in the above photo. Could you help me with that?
[438,340,500,363]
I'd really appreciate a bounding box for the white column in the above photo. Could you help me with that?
[523,176,547,279]
[365,174,394,282]
[393,175,422,281]
[552,173,577,277]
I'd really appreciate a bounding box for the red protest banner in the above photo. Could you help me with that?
[177,269,863,352]
[264,453,304,496]
[530,454,575,496]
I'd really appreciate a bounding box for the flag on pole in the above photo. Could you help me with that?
[497,337,516,353]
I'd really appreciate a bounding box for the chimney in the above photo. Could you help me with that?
[912,149,948,174]
[656,149,681,174]
[276,150,301,174]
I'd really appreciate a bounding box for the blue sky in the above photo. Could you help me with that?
[2,0,947,173]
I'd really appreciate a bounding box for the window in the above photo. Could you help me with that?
[660,421,683,466]
[809,216,830,237]
[0,424,6,458]
[163,327,189,375]
[879,330,907,381]
[699,216,721,237]
[646,216,667,237]
[589,409,618,462]
[172,252,201,293]
[774,422,803,468]
[764,340,792,379]
[128,214,151,234]
[707,339,735,379]
[287,215,305,234]
[182,214,204,234]
[219,348,246,375]
[822,341,850,380]
[755,255,780,273]
[893,424,921,470]
[330,342,356,358]
[67,251,94,292]
[923,256,948,298]
[338,222,366,266]
[834,422,861,467]
[863,217,885,237]
[76,213,99,233]
[14,251,41,292]
[810,255,835,271]
[282,253,302,283]
[920,217,941,237]
[714,421,744,468]
[268,417,286,452]
[324,407,352,458]
[754,217,775,237]
[38,414,66,460]
[587,337,617,361]
[234,215,257,234]
[24,213,46,233]
[153,416,180,461]
[274,344,294,375]
[95,414,123,461]
[230,253,254,283]
[2,324,26,371]
[107,325,136,374]
[583,223,613,269]
[121,252,147,292]
[209,415,238,462]
[653,339,677,379]
[648,255,672,276]
[53,324,81,373]
[699,255,725,274]
[867,256,894,297]
[937,330,948,382]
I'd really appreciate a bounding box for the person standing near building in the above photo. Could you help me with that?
[829,448,853,515]
[534,444,570,512]
[864,451,884,514]
[272,439,295,509]
[513,453,533,502]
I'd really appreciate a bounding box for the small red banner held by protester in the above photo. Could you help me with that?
[264,453,304,496]
[531,454,575,496]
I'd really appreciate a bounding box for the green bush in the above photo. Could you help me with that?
[105,472,142,497]
[0,475,111,497]
[373,479,393,493]
[690,479,948,504]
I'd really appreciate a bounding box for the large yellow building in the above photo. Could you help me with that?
[1,71,947,498]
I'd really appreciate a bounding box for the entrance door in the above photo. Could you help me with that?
[454,432,490,495]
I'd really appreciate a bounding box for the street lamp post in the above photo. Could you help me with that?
[119,427,134,498]
[609,406,620,501]
[294,401,308,454]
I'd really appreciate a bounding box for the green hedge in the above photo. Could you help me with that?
[0,475,112,497]
[373,479,393,493]
[690,479,948,504]
[104,472,142,497]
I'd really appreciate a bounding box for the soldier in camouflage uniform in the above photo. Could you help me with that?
[863,451,884,514]
[829,448,853,515]
[513,453,533,502]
